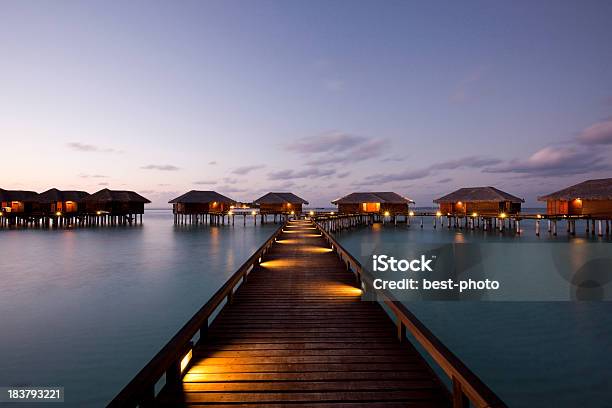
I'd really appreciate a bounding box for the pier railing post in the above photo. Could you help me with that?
[452,377,469,408]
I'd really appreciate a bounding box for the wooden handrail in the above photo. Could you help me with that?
[107,223,286,407]
[314,220,507,408]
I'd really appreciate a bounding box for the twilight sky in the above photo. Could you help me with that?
[2,1,612,207]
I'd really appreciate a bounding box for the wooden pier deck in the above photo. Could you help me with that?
[109,219,505,408]
[157,219,449,407]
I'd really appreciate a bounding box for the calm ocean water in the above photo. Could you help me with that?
[334,216,612,407]
[1,210,611,407]
[0,210,279,407]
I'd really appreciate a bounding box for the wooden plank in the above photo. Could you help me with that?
[157,219,450,407]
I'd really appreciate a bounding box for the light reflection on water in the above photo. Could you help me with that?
[335,221,612,407]
[0,210,278,407]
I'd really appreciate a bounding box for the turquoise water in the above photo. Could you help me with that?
[2,210,611,407]
[0,210,278,406]
[335,219,612,407]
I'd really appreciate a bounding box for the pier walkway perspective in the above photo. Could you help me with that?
[109,219,506,408]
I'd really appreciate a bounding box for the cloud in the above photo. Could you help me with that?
[363,156,499,184]
[336,171,350,179]
[364,168,432,184]
[577,120,612,145]
[216,185,248,193]
[286,132,365,154]
[194,180,217,185]
[79,173,108,178]
[287,132,386,166]
[450,66,488,103]
[232,164,265,175]
[268,167,336,180]
[430,156,502,170]
[140,164,180,171]
[223,177,238,184]
[98,182,109,186]
[208,161,217,165]
[437,178,452,183]
[67,142,118,153]
[483,145,611,177]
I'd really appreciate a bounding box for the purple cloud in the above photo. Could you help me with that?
[484,145,611,176]
[67,142,118,153]
[194,180,217,185]
[286,132,386,165]
[578,120,612,145]
[268,167,336,180]
[363,155,499,184]
[231,164,265,175]
[141,164,180,171]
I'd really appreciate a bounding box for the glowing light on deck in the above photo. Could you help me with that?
[383,211,390,217]
[228,211,233,215]
[251,211,256,215]
[472,212,478,217]
[408,211,415,217]
[96,211,102,215]
[56,211,62,216]
[436,211,442,217]
[499,212,507,218]
[537,214,542,219]
[309,211,314,216]
[180,348,193,373]
[330,211,335,215]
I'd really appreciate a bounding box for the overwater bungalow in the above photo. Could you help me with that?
[169,190,236,225]
[169,190,236,214]
[37,188,90,216]
[331,192,413,215]
[0,189,40,215]
[538,178,612,218]
[85,188,150,219]
[433,186,524,216]
[253,192,308,215]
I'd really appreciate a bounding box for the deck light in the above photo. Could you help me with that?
[500,212,507,218]
[408,211,415,217]
[436,211,442,217]
[472,212,478,217]
[0,211,3,217]
[180,348,193,373]
[537,214,542,219]
[251,211,256,216]
[384,211,390,217]
[290,211,295,215]
[228,211,233,216]
[56,211,62,217]
[96,211,102,215]
[457,201,462,205]
[309,211,314,216]
[330,211,335,215]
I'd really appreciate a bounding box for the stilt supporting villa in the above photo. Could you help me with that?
[0,189,40,227]
[332,192,413,215]
[169,190,236,225]
[84,189,150,226]
[253,192,308,223]
[538,178,612,237]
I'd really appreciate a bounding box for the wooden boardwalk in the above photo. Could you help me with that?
[156,219,450,407]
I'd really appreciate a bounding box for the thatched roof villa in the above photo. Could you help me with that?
[331,192,413,215]
[538,178,612,217]
[38,188,90,215]
[85,188,150,215]
[253,192,308,214]
[434,187,524,216]
[0,189,40,214]
[169,190,236,214]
